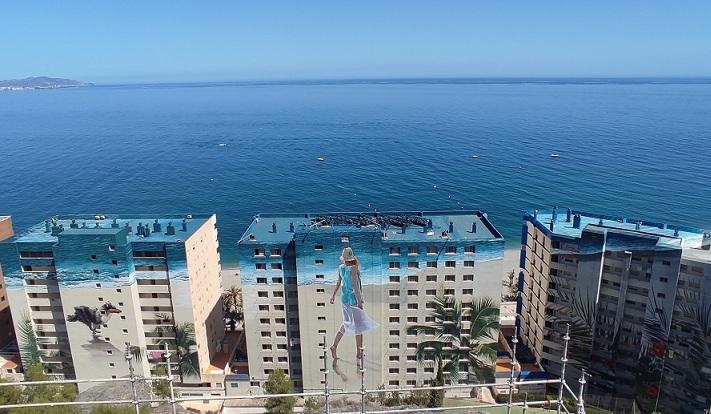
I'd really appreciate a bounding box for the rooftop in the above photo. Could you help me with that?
[238,210,503,245]
[528,208,710,249]
[7,214,213,244]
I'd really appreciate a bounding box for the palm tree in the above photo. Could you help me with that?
[17,314,41,367]
[414,296,499,385]
[223,286,243,331]
[155,322,199,381]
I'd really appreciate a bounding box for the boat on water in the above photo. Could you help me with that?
[551,153,560,158]
[470,154,479,159]
[317,157,325,162]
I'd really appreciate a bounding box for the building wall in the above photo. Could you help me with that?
[0,217,16,349]
[0,215,224,393]
[184,215,224,380]
[238,212,504,394]
[519,210,711,414]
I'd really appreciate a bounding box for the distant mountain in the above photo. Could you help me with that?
[0,76,92,90]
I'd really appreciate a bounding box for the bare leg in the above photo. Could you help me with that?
[355,334,363,368]
[330,327,345,359]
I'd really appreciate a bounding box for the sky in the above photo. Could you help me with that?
[1,1,710,83]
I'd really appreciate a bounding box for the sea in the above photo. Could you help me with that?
[1,78,710,264]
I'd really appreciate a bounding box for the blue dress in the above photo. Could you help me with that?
[338,264,377,336]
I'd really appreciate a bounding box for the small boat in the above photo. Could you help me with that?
[470,154,479,159]
[218,143,227,147]
[551,153,560,158]
[317,157,325,162]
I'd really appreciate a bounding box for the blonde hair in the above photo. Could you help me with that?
[340,247,358,265]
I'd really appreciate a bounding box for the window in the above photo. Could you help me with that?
[408,275,418,282]
[407,354,417,361]
[271,263,282,270]
[262,344,272,350]
[255,263,266,270]
[464,260,474,267]
[464,245,475,254]
[93,269,99,274]
[463,274,474,281]
[444,289,455,296]
[273,291,284,297]
[270,248,281,256]
[657,293,666,298]
[257,277,267,284]
[408,261,419,268]
[389,380,399,386]
[407,303,418,310]
[407,289,418,296]
[426,302,436,309]
[389,246,401,255]
[272,277,283,283]
[258,291,268,297]
[389,276,400,283]
[316,274,324,279]
[250,381,260,387]
[463,289,473,295]
[275,305,285,310]
[258,305,269,311]
[278,357,288,363]
[254,248,265,256]
[276,331,287,337]
[662,260,671,266]
[446,246,456,254]
[389,290,400,297]
[445,274,456,281]
[314,244,324,251]
[389,330,399,336]
[389,317,400,323]
[426,275,437,282]
[389,343,400,349]
[427,246,438,254]
[316,288,325,293]
[407,342,417,349]
[660,277,668,283]
[389,304,400,310]
[407,367,417,374]
[112,259,118,265]
[407,328,417,336]
[260,331,271,337]
[315,259,324,265]
[318,329,326,334]
[445,261,456,268]
[317,302,325,307]
[389,368,399,374]
[407,316,417,323]
[389,355,399,361]
[408,245,419,255]
[426,261,437,268]
[389,262,401,269]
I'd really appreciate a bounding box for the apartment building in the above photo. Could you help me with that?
[0,217,16,349]
[0,214,227,393]
[236,210,504,393]
[519,208,711,413]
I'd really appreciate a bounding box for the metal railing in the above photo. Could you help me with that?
[0,324,587,414]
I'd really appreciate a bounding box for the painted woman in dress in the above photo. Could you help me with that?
[329,247,377,364]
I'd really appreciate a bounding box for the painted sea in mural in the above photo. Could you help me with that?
[1,78,711,264]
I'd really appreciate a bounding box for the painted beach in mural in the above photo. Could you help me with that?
[237,211,504,393]
[0,214,224,391]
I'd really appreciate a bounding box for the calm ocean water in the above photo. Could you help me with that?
[1,79,710,264]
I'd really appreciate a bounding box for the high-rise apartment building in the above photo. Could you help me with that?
[0,214,228,394]
[237,210,504,393]
[519,208,711,413]
[0,216,16,349]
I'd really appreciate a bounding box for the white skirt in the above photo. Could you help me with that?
[341,304,378,336]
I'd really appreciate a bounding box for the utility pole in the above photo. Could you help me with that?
[125,343,141,414]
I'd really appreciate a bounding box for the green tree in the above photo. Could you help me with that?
[0,377,22,414]
[12,363,78,414]
[91,405,151,414]
[263,369,296,414]
[222,286,243,331]
[155,322,199,381]
[17,314,40,367]
[414,296,499,386]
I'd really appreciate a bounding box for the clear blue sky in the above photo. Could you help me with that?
[1,1,710,82]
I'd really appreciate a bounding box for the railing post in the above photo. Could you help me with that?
[522,391,528,414]
[322,335,330,414]
[125,343,141,414]
[558,323,571,414]
[577,369,587,414]
[507,325,519,414]
[360,346,366,414]
[163,342,177,414]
